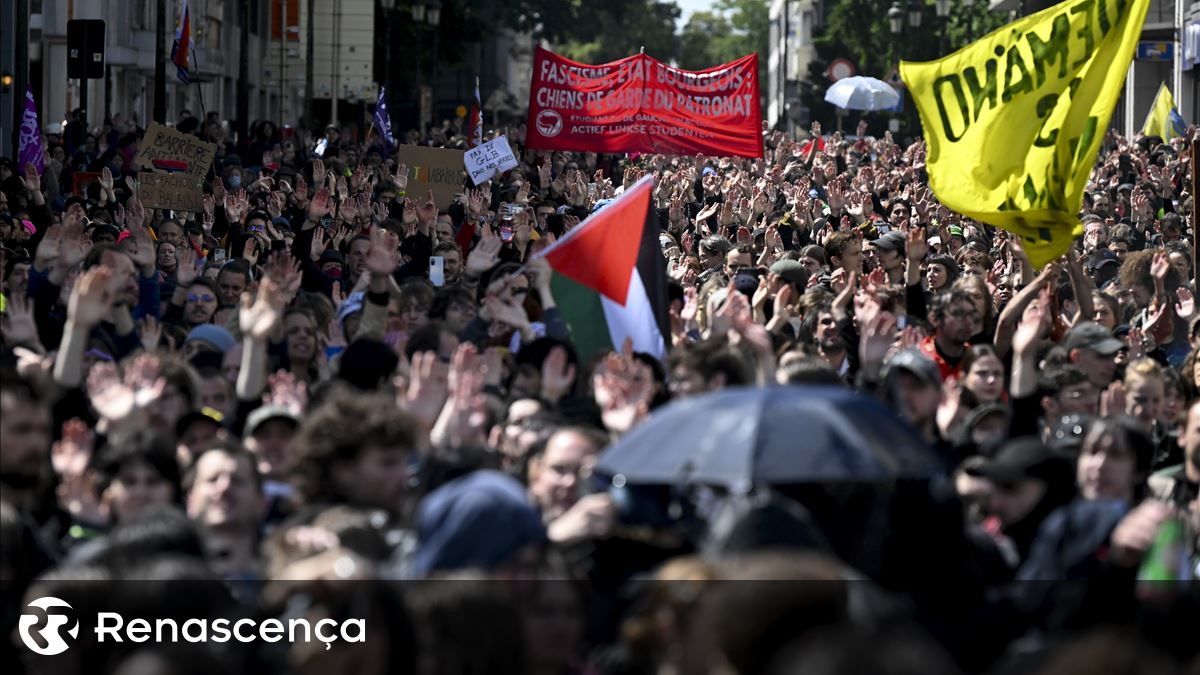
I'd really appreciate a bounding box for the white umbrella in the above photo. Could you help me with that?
[824,76,900,111]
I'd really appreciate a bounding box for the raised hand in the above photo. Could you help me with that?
[860,310,898,372]
[241,237,260,266]
[1,292,42,350]
[365,227,401,277]
[34,224,64,268]
[398,350,449,433]
[240,277,285,341]
[1012,299,1048,354]
[175,245,198,285]
[593,339,653,434]
[1150,250,1171,283]
[416,189,438,230]
[127,222,157,273]
[1175,287,1195,320]
[22,162,42,195]
[308,187,332,220]
[137,315,162,350]
[309,227,329,262]
[1101,380,1127,417]
[312,159,327,188]
[52,419,105,525]
[265,369,309,414]
[68,266,116,328]
[484,293,531,332]
[294,175,310,206]
[540,345,577,403]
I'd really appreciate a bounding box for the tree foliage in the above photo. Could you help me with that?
[678,0,769,70]
[494,0,683,63]
[804,0,1010,138]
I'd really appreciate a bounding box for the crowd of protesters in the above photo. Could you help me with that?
[0,106,1197,675]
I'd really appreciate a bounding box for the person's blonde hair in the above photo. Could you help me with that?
[1123,357,1163,386]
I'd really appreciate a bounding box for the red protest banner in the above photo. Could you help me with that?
[525,47,762,159]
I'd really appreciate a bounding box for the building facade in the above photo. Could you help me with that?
[988,0,1196,137]
[767,0,823,135]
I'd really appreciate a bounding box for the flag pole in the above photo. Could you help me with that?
[190,47,208,123]
[1191,136,1198,284]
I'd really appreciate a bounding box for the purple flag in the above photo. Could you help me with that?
[18,86,45,176]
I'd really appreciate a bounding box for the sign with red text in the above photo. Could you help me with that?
[525,48,762,158]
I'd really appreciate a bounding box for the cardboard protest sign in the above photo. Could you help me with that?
[136,122,217,177]
[526,47,762,158]
[464,135,519,186]
[395,145,466,207]
[139,171,204,212]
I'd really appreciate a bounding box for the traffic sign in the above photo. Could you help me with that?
[827,58,856,83]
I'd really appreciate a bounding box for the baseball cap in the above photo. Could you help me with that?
[176,408,224,438]
[963,403,1010,434]
[185,324,236,354]
[769,259,809,287]
[883,349,941,388]
[965,437,1068,485]
[868,230,906,252]
[732,272,759,299]
[947,225,964,238]
[319,249,346,266]
[243,405,301,438]
[1087,249,1120,271]
[1063,321,1124,355]
[89,223,121,241]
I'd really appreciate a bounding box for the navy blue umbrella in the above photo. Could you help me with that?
[595,385,942,489]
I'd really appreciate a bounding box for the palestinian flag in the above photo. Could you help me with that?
[539,176,670,362]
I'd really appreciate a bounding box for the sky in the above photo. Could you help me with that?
[676,0,719,29]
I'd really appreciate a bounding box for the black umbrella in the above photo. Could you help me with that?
[595,385,943,490]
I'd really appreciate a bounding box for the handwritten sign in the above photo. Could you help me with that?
[136,122,217,178]
[464,135,519,185]
[394,145,466,207]
[139,171,204,212]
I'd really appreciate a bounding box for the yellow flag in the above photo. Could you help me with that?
[1141,82,1185,141]
[901,0,1149,268]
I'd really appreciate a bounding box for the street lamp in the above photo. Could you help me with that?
[426,0,441,132]
[889,2,904,34]
[908,0,923,27]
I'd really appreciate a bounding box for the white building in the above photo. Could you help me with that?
[988,0,1196,137]
[767,0,822,136]
[21,0,384,134]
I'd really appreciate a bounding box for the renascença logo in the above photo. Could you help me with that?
[18,596,366,654]
[19,597,79,656]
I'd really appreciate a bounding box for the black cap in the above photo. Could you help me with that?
[1087,249,1120,271]
[868,230,907,252]
[883,349,942,388]
[1064,321,1124,355]
[965,437,1067,485]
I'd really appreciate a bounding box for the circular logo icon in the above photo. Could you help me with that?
[19,597,79,656]
[535,110,563,138]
